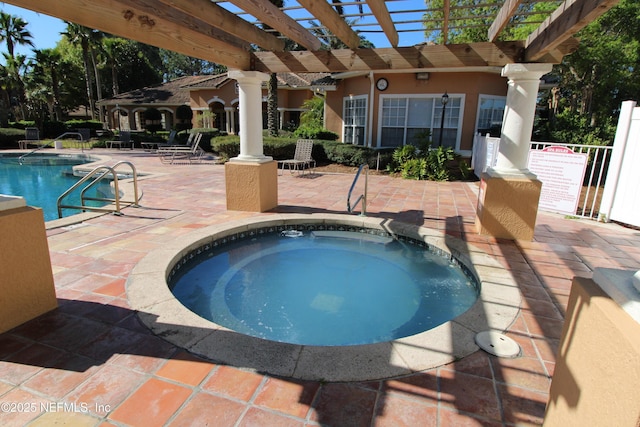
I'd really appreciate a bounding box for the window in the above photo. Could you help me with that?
[476,96,506,137]
[343,95,367,145]
[378,95,463,149]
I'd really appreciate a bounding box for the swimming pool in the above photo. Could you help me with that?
[0,153,111,221]
[169,227,479,346]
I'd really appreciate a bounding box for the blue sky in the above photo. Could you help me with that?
[0,2,427,61]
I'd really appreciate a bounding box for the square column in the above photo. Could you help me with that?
[475,169,542,240]
[0,197,57,333]
[226,70,278,212]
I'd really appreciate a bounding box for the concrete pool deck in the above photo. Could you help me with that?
[1,148,640,426]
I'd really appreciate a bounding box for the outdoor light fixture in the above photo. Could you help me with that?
[438,91,449,147]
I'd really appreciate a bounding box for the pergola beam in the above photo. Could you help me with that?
[525,0,620,61]
[157,0,285,52]
[488,0,524,42]
[252,42,528,73]
[226,0,322,51]
[365,0,399,47]
[297,0,362,50]
[2,0,251,69]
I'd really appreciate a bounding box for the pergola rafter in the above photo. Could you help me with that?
[1,0,621,72]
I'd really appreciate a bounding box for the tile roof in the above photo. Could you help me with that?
[98,72,334,107]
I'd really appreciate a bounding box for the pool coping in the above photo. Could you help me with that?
[127,214,522,382]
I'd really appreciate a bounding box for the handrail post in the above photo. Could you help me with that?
[347,164,369,216]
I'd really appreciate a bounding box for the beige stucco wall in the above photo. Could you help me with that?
[544,276,640,426]
[325,71,507,151]
[0,206,57,333]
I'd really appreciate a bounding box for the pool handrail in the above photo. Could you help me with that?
[19,132,86,162]
[347,163,369,216]
[57,161,140,218]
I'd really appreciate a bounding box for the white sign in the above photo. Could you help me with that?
[528,146,588,215]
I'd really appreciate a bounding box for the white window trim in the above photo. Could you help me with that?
[376,94,466,152]
[342,94,368,145]
[475,94,506,135]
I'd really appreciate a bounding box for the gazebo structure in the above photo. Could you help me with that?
[5,0,619,238]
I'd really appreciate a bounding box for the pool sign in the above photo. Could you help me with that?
[527,146,588,215]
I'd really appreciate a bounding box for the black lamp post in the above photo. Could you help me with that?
[438,91,449,147]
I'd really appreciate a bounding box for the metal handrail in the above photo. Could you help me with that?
[347,164,369,216]
[57,161,140,218]
[19,132,86,162]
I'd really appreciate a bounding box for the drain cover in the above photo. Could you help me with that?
[475,331,521,358]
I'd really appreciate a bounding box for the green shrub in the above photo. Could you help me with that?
[388,144,459,181]
[143,108,163,134]
[0,128,28,149]
[401,158,427,180]
[175,105,194,132]
[294,124,338,141]
[211,135,391,169]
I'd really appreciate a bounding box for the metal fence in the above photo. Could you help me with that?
[529,142,613,220]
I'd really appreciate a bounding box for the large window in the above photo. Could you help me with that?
[343,95,367,145]
[476,95,506,137]
[378,95,463,149]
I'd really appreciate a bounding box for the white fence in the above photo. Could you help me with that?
[472,134,612,220]
[599,101,640,227]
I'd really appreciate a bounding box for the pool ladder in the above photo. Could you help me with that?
[347,164,368,216]
[56,161,141,218]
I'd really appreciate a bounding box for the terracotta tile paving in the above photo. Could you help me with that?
[1,150,639,426]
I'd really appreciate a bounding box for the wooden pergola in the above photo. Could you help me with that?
[3,0,619,73]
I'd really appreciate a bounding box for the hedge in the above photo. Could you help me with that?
[211,135,393,169]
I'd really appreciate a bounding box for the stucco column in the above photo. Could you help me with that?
[476,63,552,240]
[228,70,271,161]
[494,63,553,172]
[224,107,234,134]
[226,70,278,212]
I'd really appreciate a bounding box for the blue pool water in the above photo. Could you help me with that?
[0,153,111,221]
[169,229,479,346]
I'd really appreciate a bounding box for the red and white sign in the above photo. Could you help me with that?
[527,146,588,215]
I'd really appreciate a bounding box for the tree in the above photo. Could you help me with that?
[29,48,64,121]
[0,12,34,121]
[159,49,225,80]
[62,23,103,120]
[539,0,639,138]
[0,12,33,59]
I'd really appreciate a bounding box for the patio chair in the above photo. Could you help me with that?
[107,131,132,150]
[141,130,177,151]
[278,139,316,175]
[157,133,204,164]
[18,127,41,149]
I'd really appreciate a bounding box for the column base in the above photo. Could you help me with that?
[0,205,57,333]
[225,160,278,212]
[475,169,542,240]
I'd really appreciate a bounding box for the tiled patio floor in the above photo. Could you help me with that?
[1,149,639,426]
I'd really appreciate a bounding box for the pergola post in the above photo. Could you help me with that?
[476,63,552,240]
[225,70,278,212]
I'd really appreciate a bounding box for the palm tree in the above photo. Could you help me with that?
[0,12,34,60]
[3,53,29,120]
[30,49,64,121]
[264,0,285,137]
[62,22,103,120]
[0,12,34,120]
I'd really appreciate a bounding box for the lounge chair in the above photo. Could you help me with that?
[278,139,316,175]
[18,127,41,149]
[157,133,204,164]
[141,130,178,151]
[107,131,132,150]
